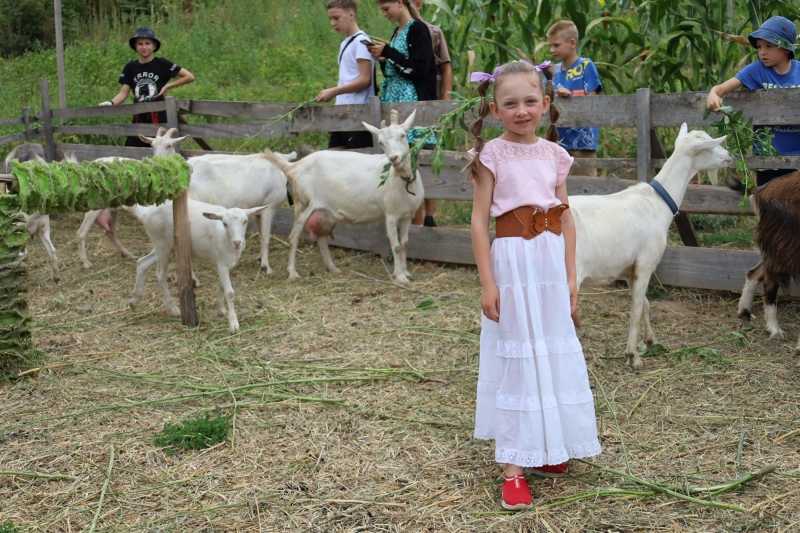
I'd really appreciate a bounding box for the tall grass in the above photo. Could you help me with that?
[1,0,397,154]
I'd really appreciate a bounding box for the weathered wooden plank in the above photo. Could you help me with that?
[0,117,25,128]
[53,124,172,137]
[0,130,43,146]
[637,88,652,182]
[23,107,33,141]
[177,114,213,151]
[178,122,295,139]
[651,88,800,128]
[369,95,382,154]
[39,78,56,162]
[654,246,798,295]
[177,100,295,119]
[49,101,167,119]
[54,143,153,161]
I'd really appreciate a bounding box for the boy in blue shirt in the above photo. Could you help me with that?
[547,20,602,176]
[707,16,799,186]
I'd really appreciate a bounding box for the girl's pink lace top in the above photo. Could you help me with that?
[468,137,574,217]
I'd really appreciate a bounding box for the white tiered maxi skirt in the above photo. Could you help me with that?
[474,232,602,467]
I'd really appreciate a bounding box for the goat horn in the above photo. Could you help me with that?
[165,127,178,138]
[390,110,399,125]
[156,127,167,138]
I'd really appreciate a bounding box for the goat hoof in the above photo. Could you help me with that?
[260,265,273,274]
[122,252,135,260]
[769,329,786,341]
[217,308,226,317]
[288,271,301,280]
[229,321,240,333]
[52,276,60,284]
[129,300,139,311]
[81,261,92,270]
[631,358,644,370]
[168,306,181,318]
[328,266,342,274]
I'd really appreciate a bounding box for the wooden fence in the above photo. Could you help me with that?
[2,78,799,294]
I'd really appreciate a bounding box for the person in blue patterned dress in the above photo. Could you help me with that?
[366,0,438,146]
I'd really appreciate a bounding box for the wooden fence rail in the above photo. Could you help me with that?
[2,78,799,296]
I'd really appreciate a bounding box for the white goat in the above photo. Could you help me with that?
[570,124,731,369]
[4,144,60,283]
[186,150,297,274]
[263,109,423,282]
[76,127,189,269]
[127,200,266,332]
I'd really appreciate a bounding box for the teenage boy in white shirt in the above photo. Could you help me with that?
[316,0,376,150]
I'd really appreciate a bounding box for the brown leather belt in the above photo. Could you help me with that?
[495,204,569,239]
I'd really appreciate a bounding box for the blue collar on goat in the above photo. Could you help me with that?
[649,180,680,217]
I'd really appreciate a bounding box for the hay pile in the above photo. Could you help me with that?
[1,212,798,532]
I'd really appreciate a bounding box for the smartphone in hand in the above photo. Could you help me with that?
[360,39,374,47]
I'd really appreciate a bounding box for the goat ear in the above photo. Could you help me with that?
[687,136,727,156]
[138,135,154,145]
[173,135,190,145]
[400,109,417,132]
[242,206,268,217]
[677,123,688,140]
[203,212,223,221]
[362,122,381,137]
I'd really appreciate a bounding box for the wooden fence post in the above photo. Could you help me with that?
[166,96,198,326]
[650,128,700,247]
[636,88,652,183]
[39,79,56,162]
[22,107,32,142]
[369,95,382,155]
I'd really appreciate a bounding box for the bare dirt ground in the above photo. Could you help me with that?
[1,212,799,533]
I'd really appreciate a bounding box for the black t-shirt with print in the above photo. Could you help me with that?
[118,57,181,146]
[119,57,181,103]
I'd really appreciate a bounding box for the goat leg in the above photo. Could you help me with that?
[216,265,239,332]
[737,261,764,327]
[130,250,158,310]
[34,216,60,284]
[385,215,408,283]
[625,271,650,369]
[316,236,342,274]
[762,276,784,340]
[105,210,135,260]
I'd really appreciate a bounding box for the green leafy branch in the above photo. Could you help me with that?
[702,105,777,209]
[379,93,480,187]
[234,98,316,153]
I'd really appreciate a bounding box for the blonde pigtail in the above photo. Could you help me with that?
[541,65,560,143]
[464,79,493,183]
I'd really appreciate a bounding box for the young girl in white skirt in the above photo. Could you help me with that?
[466,60,602,511]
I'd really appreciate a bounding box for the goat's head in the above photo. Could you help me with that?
[203,206,267,250]
[362,109,417,169]
[4,143,46,172]
[139,127,190,157]
[674,123,732,174]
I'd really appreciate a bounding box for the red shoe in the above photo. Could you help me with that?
[501,475,533,510]
[526,463,569,478]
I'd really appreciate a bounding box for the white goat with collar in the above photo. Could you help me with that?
[263,109,423,282]
[570,123,731,369]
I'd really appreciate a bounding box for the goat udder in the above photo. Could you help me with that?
[304,211,335,240]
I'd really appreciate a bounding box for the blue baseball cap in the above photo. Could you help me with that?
[748,16,796,59]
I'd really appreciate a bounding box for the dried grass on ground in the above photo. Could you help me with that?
[1,213,799,532]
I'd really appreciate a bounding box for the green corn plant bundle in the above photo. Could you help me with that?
[0,195,34,376]
[11,155,191,215]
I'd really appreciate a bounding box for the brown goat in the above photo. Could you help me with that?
[737,171,800,354]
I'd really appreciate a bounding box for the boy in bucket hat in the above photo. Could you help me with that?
[707,16,799,186]
[98,27,194,147]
